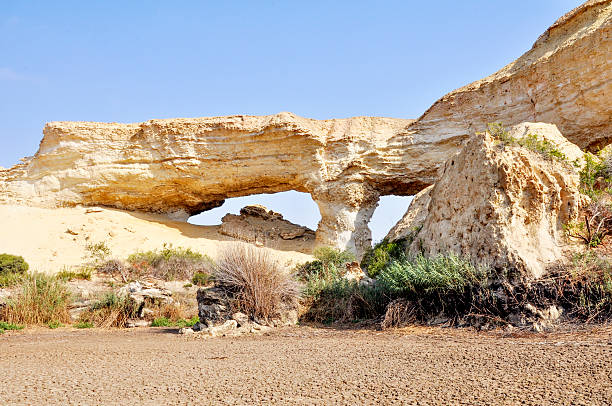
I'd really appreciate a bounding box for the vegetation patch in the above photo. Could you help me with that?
[487,122,567,161]
[56,269,92,281]
[213,244,301,320]
[298,247,385,323]
[78,292,140,328]
[0,273,72,326]
[361,238,407,277]
[0,321,24,333]
[0,254,29,287]
[97,244,214,282]
[74,321,94,329]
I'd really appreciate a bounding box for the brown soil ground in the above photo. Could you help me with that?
[1,326,611,405]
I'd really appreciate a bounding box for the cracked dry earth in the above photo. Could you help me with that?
[1,326,611,405]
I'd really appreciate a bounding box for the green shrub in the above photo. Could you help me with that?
[312,247,355,266]
[175,316,199,328]
[126,244,213,281]
[47,321,63,329]
[0,254,29,276]
[74,321,94,329]
[151,317,172,327]
[56,269,92,281]
[85,241,111,264]
[0,273,72,325]
[378,254,488,297]
[487,122,567,162]
[0,272,25,288]
[361,239,407,277]
[0,321,24,333]
[192,271,212,286]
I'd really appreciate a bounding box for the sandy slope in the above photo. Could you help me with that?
[0,205,313,273]
[1,326,611,405]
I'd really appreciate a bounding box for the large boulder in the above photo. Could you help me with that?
[389,122,587,278]
[219,205,315,246]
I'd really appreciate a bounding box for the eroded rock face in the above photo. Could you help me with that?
[403,0,612,151]
[219,205,315,245]
[0,1,609,256]
[391,123,587,278]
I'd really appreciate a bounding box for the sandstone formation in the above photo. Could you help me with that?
[0,1,609,257]
[403,0,612,152]
[219,205,315,246]
[388,123,587,278]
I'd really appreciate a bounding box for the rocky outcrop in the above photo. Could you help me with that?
[389,122,587,278]
[1,1,609,257]
[219,205,315,245]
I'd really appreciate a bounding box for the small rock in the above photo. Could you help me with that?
[126,319,149,328]
[231,312,250,327]
[208,319,237,337]
[179,327,195,335]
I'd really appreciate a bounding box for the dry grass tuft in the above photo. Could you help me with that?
[0,273,71,325]
[213,244,301,320]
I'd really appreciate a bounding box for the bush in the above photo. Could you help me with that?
[79,292,140,328]
[75,321,94,329]
[56,269,92,281]
[361,239,407,277]
[0,321,24,333]
[299,249,386,323]
[47,321,63,329]
[151,317,172,327]
[378,254,488,297]
[487,122,567,162]
[192,271,212,286]
[0,254,29,276]
[312,247,355,266]
[0,273,72,325]
[126,244,213,281]
[213,244,301,319]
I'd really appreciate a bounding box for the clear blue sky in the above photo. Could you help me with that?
[0,0,583,242]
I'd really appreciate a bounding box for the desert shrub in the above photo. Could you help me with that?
[151,316,172,327]
[47,321,63,329]
[75,321,94,329]
[56,268,92,281]
[577,152,610,199]
[0,272,25,288]
[302,278,387,323]
[539,252,612,321]
[85,241,111,264]
[312,247,355,266]
[126,244,213,281]
[0,321,24,333]
[212,244,301,320]
[0,254,29,276]
[378,254,489,297]
[192,271,212,286]
[79,292,140,328]
[175,316,199,328]
[299,250,386,323]
[0,273,72,325]
[361,238,407,277]
[487,122,567,162]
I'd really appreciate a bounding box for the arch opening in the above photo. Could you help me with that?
[188,191,321,253]
[368,195,414,244]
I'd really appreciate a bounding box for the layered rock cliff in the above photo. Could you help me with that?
[0,0,609,257]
